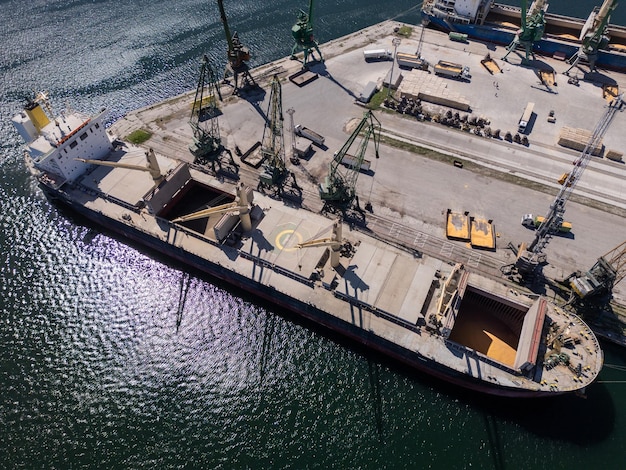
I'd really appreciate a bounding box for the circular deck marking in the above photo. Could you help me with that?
[275,229,303,252]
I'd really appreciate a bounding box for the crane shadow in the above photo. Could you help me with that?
[308,62,358,100]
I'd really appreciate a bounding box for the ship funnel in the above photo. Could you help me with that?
[25,101,50,131]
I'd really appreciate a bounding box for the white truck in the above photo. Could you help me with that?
[518,102,535,134]
[294,124,325,147]
[363,49,393,61]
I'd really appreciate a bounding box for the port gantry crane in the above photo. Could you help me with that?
[503,0,547,64]
[567,239,626,303]
[257,75,301,197]
[290,0,324,69]
[217,0,257,94]
[189,55,236,171]
[565,0,617,75]
[319,110,380,215]
[511,94,624,276]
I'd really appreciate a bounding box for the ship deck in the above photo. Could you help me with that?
[62,143,604,394]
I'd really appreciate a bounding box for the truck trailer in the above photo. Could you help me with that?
[396,52,429,70]
[294,124,325,147]
[363,49,392,61]
[518,102,535,134]
[433,60,471,80]
[334,152,371,172]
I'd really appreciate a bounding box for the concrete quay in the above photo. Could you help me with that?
[109,20,626,309]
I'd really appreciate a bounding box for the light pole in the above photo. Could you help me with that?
[387,37,401,103]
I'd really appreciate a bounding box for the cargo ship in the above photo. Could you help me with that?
[12,92,604,397]
[421,0,626,71]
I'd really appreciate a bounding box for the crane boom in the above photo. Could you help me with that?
[296,219,343,268]
[513,94,623,275]
[76,148,163,185]
[258,75,288,192]
[217,0,235,54]
[565,0,617,73]
[319,110,380,212]
[529,94,623,254]
[172,183,252,231]
[216,0,256,93]
[189,55,222,163]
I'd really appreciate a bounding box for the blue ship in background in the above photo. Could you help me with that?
[421,0,626,72]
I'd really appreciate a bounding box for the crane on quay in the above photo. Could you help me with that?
[217,0,257,94]
[319,110,380,215]
[507,94,624,278]
[566,239,626,303]
[257,75,301,198]
[565,0,617,75]
[290,0,324,69]
[503,0,547,64]
[188,55,236,171]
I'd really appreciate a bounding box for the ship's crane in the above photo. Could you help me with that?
[171,182,252,233]
[503,0,547,64]
[189,55,231,169]
[258,75,300,196]
[512,94,624,275]
[319,110,380,213]
[565,0,617,74]
[217,0,257,94]
[296,219,344,269]
[567,239,626,301]
[76,148,164,187]
[290,0,324,68]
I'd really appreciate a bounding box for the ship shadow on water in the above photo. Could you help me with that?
[49,200,616,448]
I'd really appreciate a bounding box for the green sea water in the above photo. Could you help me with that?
[1,1,626,468]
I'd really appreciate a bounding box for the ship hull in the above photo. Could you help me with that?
[39,180,563,399]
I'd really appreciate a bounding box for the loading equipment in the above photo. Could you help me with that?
[217,0,257,94]
[565,0,617,74]
[503,0,547,64]
[509,94,623,277]
[258,75,300,197]
[77,148,164,188]
[567,240,626,302]
[319,110,380,214]
[291,0,324,68]
[189,55,236,172]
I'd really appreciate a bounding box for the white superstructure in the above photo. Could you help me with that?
[12,92,112,184]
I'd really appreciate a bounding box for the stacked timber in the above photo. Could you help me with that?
[398,70,470,111]
[606,149,624,162]
[557,127,604,156]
